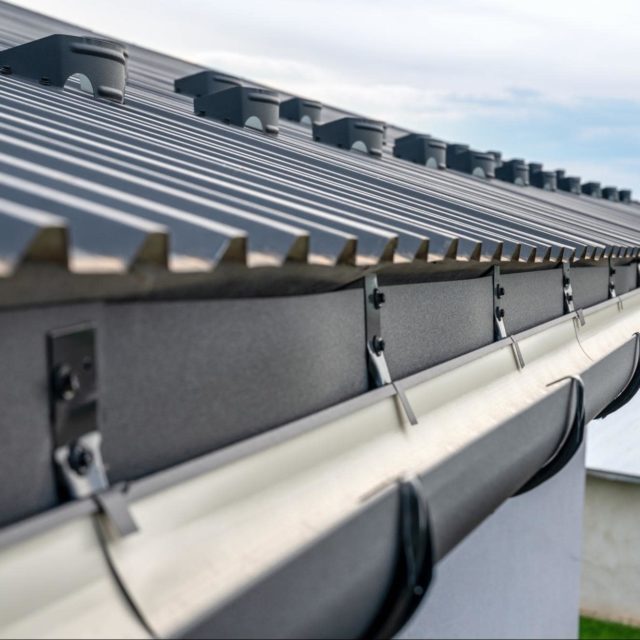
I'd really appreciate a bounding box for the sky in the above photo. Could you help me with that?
[11,0,640,196]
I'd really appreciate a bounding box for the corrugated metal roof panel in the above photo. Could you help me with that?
[0,0,638,299]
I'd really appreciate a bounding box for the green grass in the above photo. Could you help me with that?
[581,616,640,639]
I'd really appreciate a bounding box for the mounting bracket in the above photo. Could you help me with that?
[492,266,525,369]
[364,274,418,425]
[47,323,137,536]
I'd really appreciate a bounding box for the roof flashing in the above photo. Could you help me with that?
[619,189,632,204]
[280,97,322,125]
[0,34,127,103]
[174,71,243,98]
[446,144,496,178]
[312,117,384,158]
[582,182,602,198]
[495,158,529,186]
[195,86,280,135]
[393,133,447,169]
[556,171,581,194]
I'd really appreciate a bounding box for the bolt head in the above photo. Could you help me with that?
[372,288,386,309]
[372,335,386,355]
[53,364,80,401]
[68,443,94,476]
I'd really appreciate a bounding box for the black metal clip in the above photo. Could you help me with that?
[596,333,640,419]
[364,275,418,425]
[493,266,525,369]
[364,477,434,639]
[47,323,137,537]
[514,375,585,496]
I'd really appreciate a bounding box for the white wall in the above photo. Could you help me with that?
[581,474,640,626]
[398,443,586,640]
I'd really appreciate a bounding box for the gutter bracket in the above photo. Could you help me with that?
[364,477,434,639]
[608,257,617,299]
[514,375,585,496]
[48,324,137,537]
[364,275,418,425]
[562,263,585,326]
[493,266,525,369]
[596,333,640,419]
[492,266,507,340]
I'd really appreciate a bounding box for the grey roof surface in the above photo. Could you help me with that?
[0,1,639,297]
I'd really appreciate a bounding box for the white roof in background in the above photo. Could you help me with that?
[587,391,640,480]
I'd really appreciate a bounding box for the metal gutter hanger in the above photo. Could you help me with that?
[492,266,525,369]
[47,323,137,537]
[364,274,418,425]
[562,262,586,326]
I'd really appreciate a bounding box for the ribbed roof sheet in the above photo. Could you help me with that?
[0,0,639,296]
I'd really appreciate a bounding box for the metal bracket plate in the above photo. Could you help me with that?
[364,275,418,425]
[562,262,575,314]
[47,324,108,499]
[562,263,586,326]
[492,266,525,369]
[47,324,138,536]
[608,257,617,299]
[492,265,507,340]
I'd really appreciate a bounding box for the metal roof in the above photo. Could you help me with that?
[0,0,639,302]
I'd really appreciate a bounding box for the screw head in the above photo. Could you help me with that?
[372,288,386,309]
[496,285,505,298]
[53,364,80,401]
[496,307,505,319]
[68,443,94,476]
[372,335,386,355]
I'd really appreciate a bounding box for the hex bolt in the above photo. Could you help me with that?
[372,335,386,355]
[53,363,80,401]
[496,285,505,298]
[372,288,386,309]
[496,307,505,319]
[68,443,94,476]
